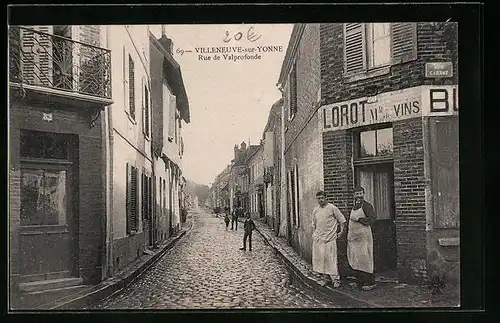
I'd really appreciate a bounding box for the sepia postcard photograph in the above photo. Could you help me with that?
[6,4,482,313]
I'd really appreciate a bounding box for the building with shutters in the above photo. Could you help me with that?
[104,25,155,276]
[210,165,232,213]
[261,98,283,232]
[8,25,113,305]
[149,27,190,242]
[277,22,459,284]
[229,142,251,215]
[247,144,265,219]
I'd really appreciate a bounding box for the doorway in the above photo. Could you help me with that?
[355,163,397,273]
[353,125,397,274]
[19,130,78,282]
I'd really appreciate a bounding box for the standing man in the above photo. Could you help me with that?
[347,186,377,291]
[312,191,346,288]
[240,212,255,251]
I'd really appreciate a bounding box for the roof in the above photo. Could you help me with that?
[277,24,306,87]
[245,145,262,163]
[263,98,283,134]
[150,32,191,123]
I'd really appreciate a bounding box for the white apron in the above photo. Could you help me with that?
[347,207,374,273]
[311,204,343,276]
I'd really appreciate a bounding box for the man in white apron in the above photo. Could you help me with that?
[311,191,346,288]
[347,186,377,291]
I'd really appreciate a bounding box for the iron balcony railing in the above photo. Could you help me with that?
[9,26,112,99]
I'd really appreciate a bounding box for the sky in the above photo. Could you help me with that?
[150,24,293,187]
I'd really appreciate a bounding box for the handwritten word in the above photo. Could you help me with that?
[223,26,262,43]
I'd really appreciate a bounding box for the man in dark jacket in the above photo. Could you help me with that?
[240,213,256,251]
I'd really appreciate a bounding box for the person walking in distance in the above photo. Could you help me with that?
[231,207,239,230]
[224,212,230,230]
[347,187,377,291]
[311,191,346,288]
[240,213,255,251]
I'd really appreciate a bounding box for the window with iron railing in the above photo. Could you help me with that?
[9,26,111,99]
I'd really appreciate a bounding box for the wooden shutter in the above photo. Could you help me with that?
[391,23,417,64]
[344,23,366,74]
[141,169,148,221]
[168,94,176,141]
[145,85,150,136]
[129,55,135,119]
[294,164,300,227]
[20,25,54,86]
[126,163,131,234]
[130,166,138,231]
[289,63,297,117]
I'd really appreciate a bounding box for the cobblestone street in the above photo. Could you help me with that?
[88,211,346,309]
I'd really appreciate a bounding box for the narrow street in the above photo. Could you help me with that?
[88,210,346,309]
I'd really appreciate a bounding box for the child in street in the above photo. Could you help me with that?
[224,212,230,230]
[239,213,256,251]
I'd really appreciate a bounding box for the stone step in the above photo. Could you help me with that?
[19,277,83,293]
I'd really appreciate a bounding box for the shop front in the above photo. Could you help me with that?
[320,85,459,282]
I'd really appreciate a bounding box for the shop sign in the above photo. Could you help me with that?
[421,85,458,116]
[320,86,422,131]
[320,85,458,132]
[425,62,453,78]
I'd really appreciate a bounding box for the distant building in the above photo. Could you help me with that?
[149,26,190,241]
[247,144,264,219]
[262,98,283,233]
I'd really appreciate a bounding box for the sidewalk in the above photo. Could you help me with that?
[13,214,194,311]
[246,217,460,308]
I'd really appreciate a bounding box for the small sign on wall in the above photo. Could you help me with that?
[425,62,453,78]
[42,113,53,122]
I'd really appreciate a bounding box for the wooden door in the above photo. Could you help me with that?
[19,162,76,282]
[356,163,397,273]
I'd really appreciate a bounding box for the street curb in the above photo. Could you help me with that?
[39,219,194,310]
[251,221,378,308]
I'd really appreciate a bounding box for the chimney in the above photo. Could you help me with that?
[160,25,174,54]
[234,144,239,160]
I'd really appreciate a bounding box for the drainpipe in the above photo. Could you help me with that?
[150,27,158,249]
[277,84,286,238]
[103,25,114,278]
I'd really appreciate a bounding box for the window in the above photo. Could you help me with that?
[21,169,67,226]
[344,23,417,76]
[168,93,176,142]
[354,126,394,220]
[143,81,150,137]
[356,166,393,220]
[366,23,391,68]
[357,127,393,159]
[142,172,151,224]
[287,165,300,228]
[126,164,139,234]
[163,179,167,214]
[123,47,129,110]
[174,115,179,144]
[128,54,135,120]
[289,62,298,120]
[21,130,69,160]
